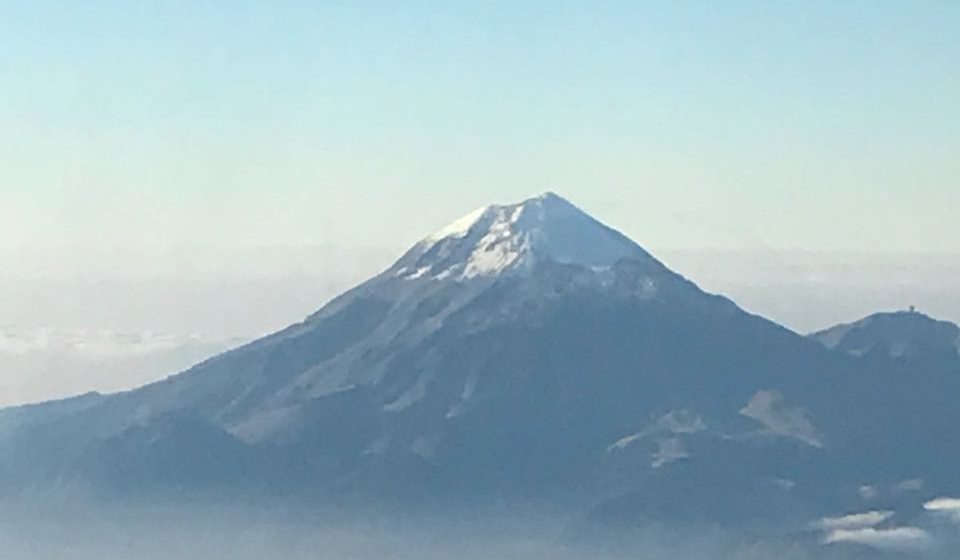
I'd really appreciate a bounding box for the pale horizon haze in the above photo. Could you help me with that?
[1,1,958,405]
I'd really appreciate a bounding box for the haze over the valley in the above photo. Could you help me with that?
[1,243,956,406]
[4,1,958,408]
[2,2,959,559]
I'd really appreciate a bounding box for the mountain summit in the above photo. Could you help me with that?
[811,310,960,362]
[390,192,659,281]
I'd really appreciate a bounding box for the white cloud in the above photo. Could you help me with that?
[924,497,960,512]
[739,390,823,448]
[816,509,933,552]
[824,527,932,551]
[924,497,960,523]
[815,511,893,531]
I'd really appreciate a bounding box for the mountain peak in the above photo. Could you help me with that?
[426,192,575,241]
[394,192,657,281]
[811,310,960,360]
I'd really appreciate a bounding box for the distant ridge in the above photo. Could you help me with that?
[810,310,960,360]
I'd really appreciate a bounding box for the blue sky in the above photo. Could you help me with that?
[2,1,958,253]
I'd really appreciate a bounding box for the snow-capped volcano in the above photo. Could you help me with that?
[5,191,960,555]
[391,192,658,281]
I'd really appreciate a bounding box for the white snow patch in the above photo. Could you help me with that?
[740,390,823,448]
[383,372,433,412]
[411,436,437,460]
[445,373,478,419]
[608,432,645,452]
[405,266,432,279]
[654,409,706,434]
[428,206,489,241]
[363,436,390,456]
[409,192,650,281]
[607,410,705,452]
[773,478,796,490]
[651,438,689,468]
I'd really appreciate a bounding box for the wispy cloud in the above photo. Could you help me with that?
[815,509,934,552]
[0,327,244,358]
[815,510,893,531]
[823,526,932,551]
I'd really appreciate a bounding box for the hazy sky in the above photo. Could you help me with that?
[2,1,958,255]
[0,1,958,406]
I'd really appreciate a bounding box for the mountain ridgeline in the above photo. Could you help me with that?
[1,193,958,543]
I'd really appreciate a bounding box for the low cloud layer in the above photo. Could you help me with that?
[0,502,840,560]
[0,328,245,406]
